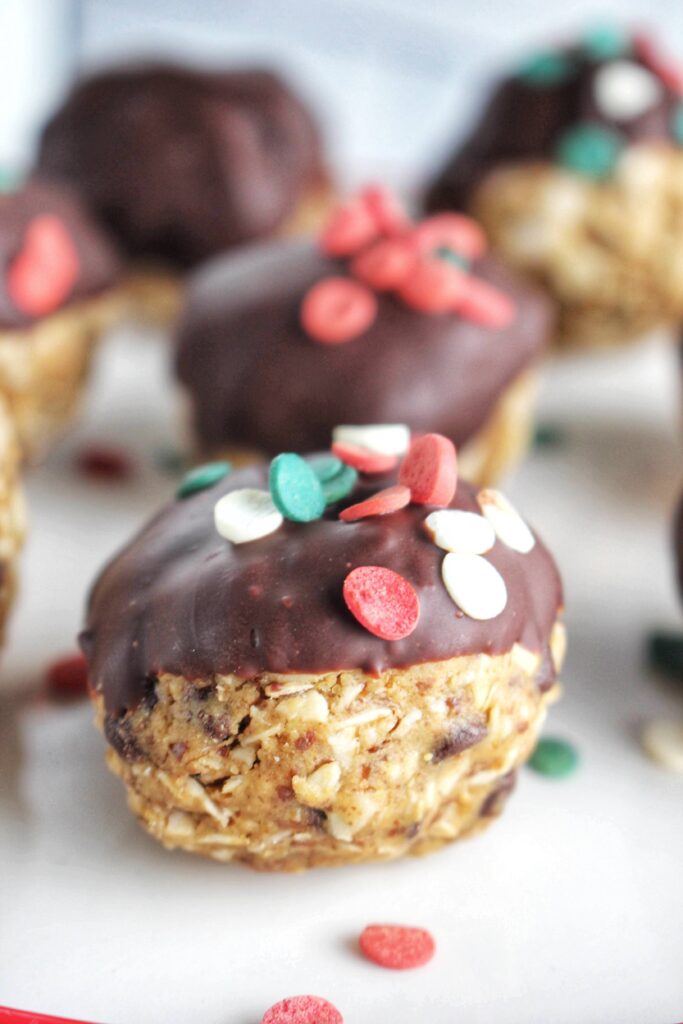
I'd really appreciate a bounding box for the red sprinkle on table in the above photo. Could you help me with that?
[0,1010,98,1023]
[320,200,378,257]
[6,215,79,318]
[261,995,343,1024]
[399,258,468,313]
[359,924,436,970]
[634,33,683,94]
[359,184,410,236]
[350,238,417,291]
[45,652,90,699]
[413,212,487,261]
[331,441,399,474]
[343,565,420,640]
[457,276,517,328]
[339,484,411,521]
[76,445,134,481]
[399,433,457,506]
[301,277,377,344]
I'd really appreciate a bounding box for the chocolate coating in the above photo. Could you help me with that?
[425,41,681,213]
[38,64,326,269]
[175,239,551,456]
[81,461,563,715]
[0,176,122,329]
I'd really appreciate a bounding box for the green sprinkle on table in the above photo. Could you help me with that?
[321,463,357,505]
[269,453,325,522]
[672,105,683,147]
[0,167,23,193]
[533,423,567,449]
[308,453,345,483]
[434,246,470,270]
[518,51,575,87]
[556,124,623,179]
[528,737,579,778]
[646,630,683,680]
[581,24,630,61]
[177,460,231,498]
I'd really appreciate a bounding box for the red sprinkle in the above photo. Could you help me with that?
[359,184,410,236]
[350,238,418,291]
[359,924,436,970]
[45,652,89,699]
[399,433,457,506]
[412,212,487,261]
[320,200,378,257]
[7,215,79,318]
[398,258,468,313]
[76,445,134,481]
[634,33,683,94]
[339,484,411,521]
[331,441,399,475]
[0,1009,98,1023]
[457,276,516,328]
[261,996,343,1024]
[343,565,420,640]
[301,277,377,344]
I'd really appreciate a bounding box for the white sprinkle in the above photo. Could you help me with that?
[593,60,662,122]
[214,488,283,544]
[441,552,507,620]
[641,719,683,773]
[477,489,535,553]
[424,509,495,555]
[332,423,410,456]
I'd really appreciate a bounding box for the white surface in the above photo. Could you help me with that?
[1,329,683,1024]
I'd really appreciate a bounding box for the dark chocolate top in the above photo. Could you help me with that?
[425,33,682,213]
[175,239,551,456]
[0,176,122,329]
[38,63,326,269]
[81,461,563,715]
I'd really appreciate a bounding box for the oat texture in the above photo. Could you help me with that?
[96,620,565,871]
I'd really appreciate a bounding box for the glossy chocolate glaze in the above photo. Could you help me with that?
[38,64,326,269]
[81,462,563,715]
[175,239,552,456]
[425,43,681,213]
[0,176,122,329]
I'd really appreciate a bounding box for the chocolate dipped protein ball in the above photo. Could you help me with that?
[0,176,123,457]
[81,434,565,870]
[0,395,24,643]
[38,64,332,322]
[425,26,683,348]
[175,187,552,486]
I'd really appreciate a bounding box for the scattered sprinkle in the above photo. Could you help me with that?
[477,489,535,553]
[555,123,623,179]
[672,104,683,145]
[457,276,516,328]
[308,454,345,483]
[351,237,417,291]
[261,995,343,1024]
[518,51,575,86]
[7,214,79,317]
[634,33,683,95]
[423,509,495,554]
[177,460,231,498]
[46,652,89,699]
[593,60,661,121]
[331,441,398,475]
[434,245,470,269]
[412,212,487,262]
[441,552,507,620]
[214,488,283,544]
[76,445,134,481]
[399,258,467,313]
[269,453,325,523]
[528,737,579,778]
[339,484,411,522]
[343,565,420,640]
[300,277,377,344]
[320,198,377,257]
[320,463,358,505]
[641,719,683,773]
[533,423,566,449]
[332,423,410,457]
[359,184,410,236]
[399,433,457,506]
[646,630,683,679]
[581,23,631,61]
[0,167,24,193]
[359,924,436,970]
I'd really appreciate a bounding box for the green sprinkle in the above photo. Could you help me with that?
[434,246,470,270]
[269,453,325,522]
[518,51,575,87]
[321,464,357,506]
[555,123,623,179]
[671,104,683,146]
[0,167,23,193]
[176,460,231,498]
[308,453,345,484]
[646,630,683,679]
[533,423,567,449]
[581,23,631,61]
[528,737,579,778]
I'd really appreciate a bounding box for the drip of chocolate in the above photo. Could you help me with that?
[425,38,682,213]
[38,64,327,269]
[175,239,552,456]
[0,176,122,329]
[81,461,563,715]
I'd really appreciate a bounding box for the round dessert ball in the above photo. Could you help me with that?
[81,440,565,871]
[0,176,123,458]
[0,395,25,642]
[175,189,552,486]
[424,27,683,348]
[38,63,332,319]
